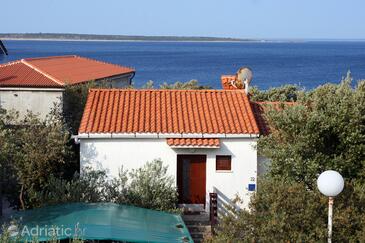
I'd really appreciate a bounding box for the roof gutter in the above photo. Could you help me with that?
[0,87,65,91]
[74,132,260,141]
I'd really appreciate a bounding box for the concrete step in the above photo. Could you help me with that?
[183,212,212,242]
[184,220,211,226]
[187,225,211,234]
[191,238,204,243]
[190,232,205,240]
[182,213,210,222]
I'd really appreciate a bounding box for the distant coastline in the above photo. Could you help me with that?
[0,33,253,42]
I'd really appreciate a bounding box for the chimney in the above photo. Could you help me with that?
[221,75,238,90]
[221,67,253,94]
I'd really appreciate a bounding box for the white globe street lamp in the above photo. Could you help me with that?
[317,170,344,243]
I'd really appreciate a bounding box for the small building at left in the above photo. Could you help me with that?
[0,55,135,118]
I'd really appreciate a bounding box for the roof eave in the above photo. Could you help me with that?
[0,86,64,91]
[169,145,220,149]
[76,132,260,139]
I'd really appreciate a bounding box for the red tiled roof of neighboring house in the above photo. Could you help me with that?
[0,55,135,88]
[0,61,61,87]
[251,101,295,135]
[167,138,220,148]
[79,89,260,135]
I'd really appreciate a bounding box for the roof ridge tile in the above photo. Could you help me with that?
[23,55,77,61]
[21,59,64,86]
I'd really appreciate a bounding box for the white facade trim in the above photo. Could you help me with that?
[0,87,65,92]
[157,133,183,138]
[76,132,260,139]
[111,133,136,138]
[181,133,205,138]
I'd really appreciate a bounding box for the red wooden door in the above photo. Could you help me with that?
[177,155,206,204]
[189,157,206,204]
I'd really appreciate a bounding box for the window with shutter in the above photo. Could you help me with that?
[216,155,231,171]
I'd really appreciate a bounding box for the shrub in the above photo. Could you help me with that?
[126,159,178,212]
[211,177,365,242]
[63,81,112,134]
[259,77,365,187]
[37,159,178,212]
[159,80,211,89]
[249,84,302,102]
[0,107,77,210]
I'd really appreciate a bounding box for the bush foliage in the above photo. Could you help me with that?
[249,84,302,102]
[212,178,365,242]
[141,79,211,90]
[213,73,365,242]
[63,81,112,134]
[259,73,365,186]
[0,107,76,210]
[37,160,178,212]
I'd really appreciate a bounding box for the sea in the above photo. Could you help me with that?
[1,40,365,90]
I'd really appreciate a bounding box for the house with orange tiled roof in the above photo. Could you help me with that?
[0,55,135,118]
[76,74,262,213]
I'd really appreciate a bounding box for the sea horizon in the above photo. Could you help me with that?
[2,33,365,43]
[1,39,365,90]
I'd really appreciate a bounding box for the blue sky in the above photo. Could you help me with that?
[2,0,365,39]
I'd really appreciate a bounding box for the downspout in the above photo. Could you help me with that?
[129,72,136,86]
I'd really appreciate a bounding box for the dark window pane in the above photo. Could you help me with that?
[216,155,231,170]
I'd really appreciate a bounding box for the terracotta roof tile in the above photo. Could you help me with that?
[167,138,220,148]
[250,101,295,135]
[0,55,134,88]
[0,61,62,87]
[79,89,260,135]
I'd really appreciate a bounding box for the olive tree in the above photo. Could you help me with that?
[213,74,365,242]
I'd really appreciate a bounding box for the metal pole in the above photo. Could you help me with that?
[328,196,334,243]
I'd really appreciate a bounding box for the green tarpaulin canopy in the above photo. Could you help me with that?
[10,203,193,243]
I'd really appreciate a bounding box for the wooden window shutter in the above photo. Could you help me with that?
[216,155,231,171]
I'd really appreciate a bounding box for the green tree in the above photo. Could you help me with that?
[63,81,112,134]
[1,107,77,210]
[212,177,365,242]
[249,84,302,102]
[159,80,211,89]
[213,74,365,242]
[0,109,19,215]
[259,77,365,187]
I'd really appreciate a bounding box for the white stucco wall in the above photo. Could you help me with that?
[80,137,258,213]
[96,73,134,88]
[0,88,63,119]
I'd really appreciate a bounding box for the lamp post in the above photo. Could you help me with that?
[317,170,344,243]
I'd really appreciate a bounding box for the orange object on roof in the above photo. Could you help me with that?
[167,138,220,148]
[79,89,260,135]
[221,75,237,90]
[0,55,134,88]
